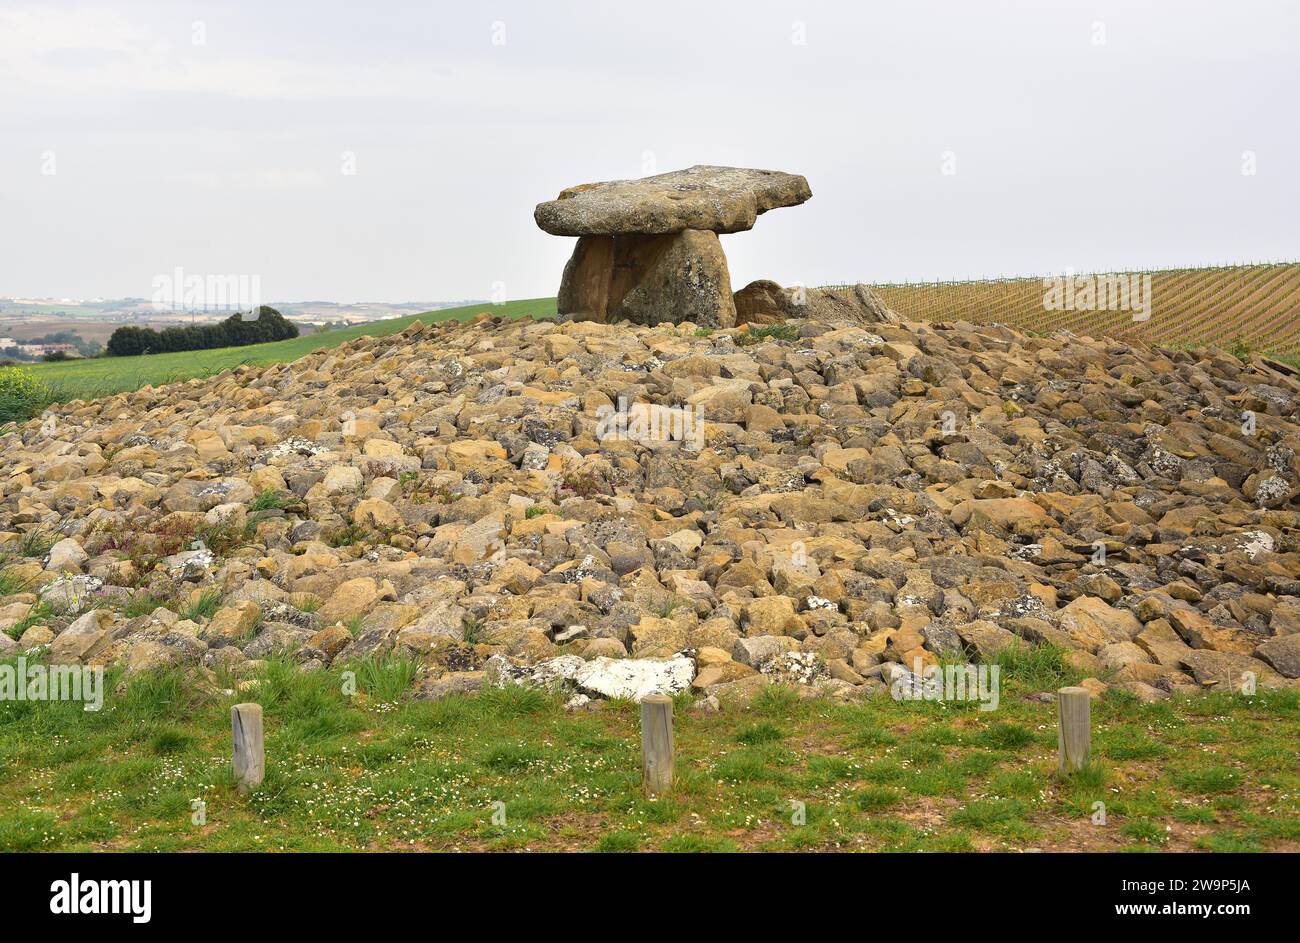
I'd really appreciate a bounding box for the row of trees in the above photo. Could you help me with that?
[105,307,299,357]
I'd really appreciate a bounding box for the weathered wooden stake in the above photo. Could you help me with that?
[640,694,674,797]
[1056,686,1091,775]
[232,702,265,794]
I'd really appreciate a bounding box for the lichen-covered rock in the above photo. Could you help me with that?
[50,609,115,663]
[1255,633,1300,678]
[572,655,693,700]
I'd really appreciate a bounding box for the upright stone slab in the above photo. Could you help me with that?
[558,231,736,328]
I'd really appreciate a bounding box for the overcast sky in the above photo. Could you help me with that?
[2,0,1297,303]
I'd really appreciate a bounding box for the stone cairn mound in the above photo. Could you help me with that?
[536,164,895,331]
[3,169,1300,710]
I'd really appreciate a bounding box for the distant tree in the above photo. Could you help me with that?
[105,307,297,357]
[106,326,154,356]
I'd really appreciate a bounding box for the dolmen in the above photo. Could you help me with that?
[534,165,812,329]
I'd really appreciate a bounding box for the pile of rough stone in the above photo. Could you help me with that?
[1,166,1298,708]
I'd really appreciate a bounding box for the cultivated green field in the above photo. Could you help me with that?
[0,654,1295,852]
[27,298,556,404]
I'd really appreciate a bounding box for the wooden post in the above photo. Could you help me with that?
[232,703,265,793]
[1057,686,1091,775]
[640,694,674,797]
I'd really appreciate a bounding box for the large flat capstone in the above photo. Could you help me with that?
[535,165,811,236]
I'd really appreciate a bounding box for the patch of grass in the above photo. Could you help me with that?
[737,323,798,345]
[348,653,420,703]
[1100,728,1168,760]
[897,741,944,766]
[16,529,59,560]
[326,524,369,548]
[659,834,736,853]
[987,769,1040,798]
[954,750,1000,777]
[859,760,907,784]
[476,683,553,718]
[4,601,53,640]
[989,641,1078,691]
[559,472,609,499]
[853,787,901,811]
[735,722,785,745]
[179,590,221,622]
[1195,832,1263,853]
[250,489,291,512]
[116,667,212,725]
[1122,819,1169,845]
[751,684,800,716]
[1057,760,1108,792]
[714,745,793,786]
[0,808,60,851]
[907,765,966,797]
[482,742,546,773]
[0,366,52,425]
[122,592,177,619]
[977,722,1036,750]
[595,830,641,852]
[1172,805,1217,825]
[1172,765,1241,795]
[0,568,32,597]
[852,726,899,748]
[951,798,1029,830]
[655,596,686,618]
[147,727,197,755]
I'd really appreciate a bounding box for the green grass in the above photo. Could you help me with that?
[737,323,799,345]
[179,590,222,623]
[24,298,556,406]
[0,653,1295,852]
[0,568,32,598]
[121,592,177,619]
[15,529,59,559]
